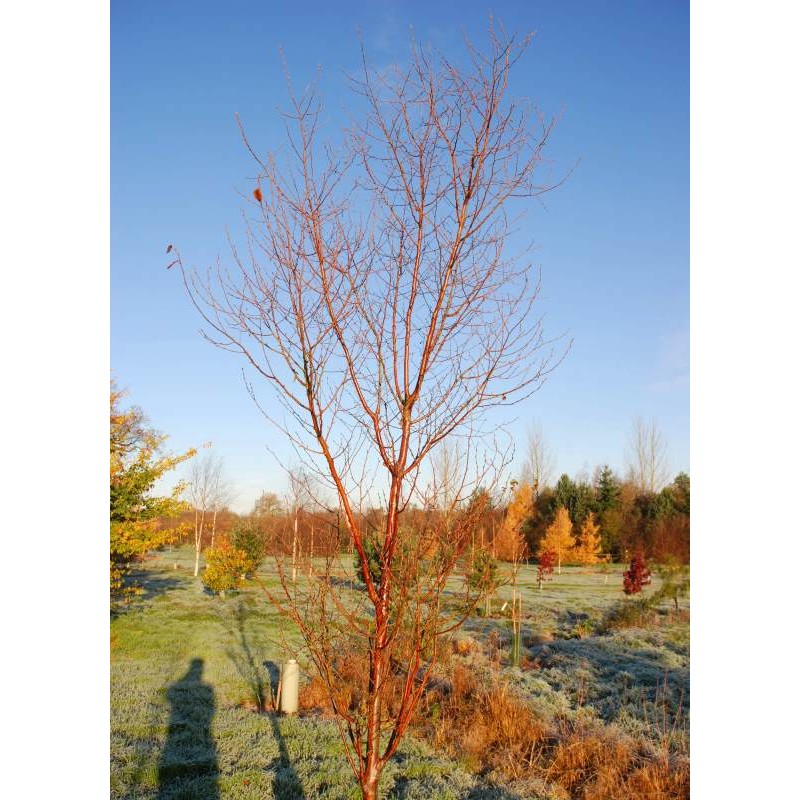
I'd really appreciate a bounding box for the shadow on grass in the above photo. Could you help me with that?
[389,766,524,800]
[463,787,527,800]
[264,661,307,799]
[157,658,219,800]
[323,574,363,591]
[222,600,271,711]
[111,569,189,618]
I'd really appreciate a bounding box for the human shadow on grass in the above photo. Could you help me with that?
[157,658,219,800]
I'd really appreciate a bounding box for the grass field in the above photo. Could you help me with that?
[111,547,689,799]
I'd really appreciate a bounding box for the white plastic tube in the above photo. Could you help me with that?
[279,659,299,715]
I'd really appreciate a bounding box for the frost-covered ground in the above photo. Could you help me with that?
[111,547,688,799]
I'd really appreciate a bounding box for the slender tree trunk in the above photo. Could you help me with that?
[292,509,298,584]
[210,507,218,549]
[511,581,517,665]
[511,563,522,666]
[309,524,314,577]
[193,508,202,577]
[194,508,206,577]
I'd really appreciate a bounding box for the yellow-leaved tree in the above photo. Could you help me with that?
[495,482,533,563]
[537,506,575,574]
[574,511,603,566]
[110,380,196,599]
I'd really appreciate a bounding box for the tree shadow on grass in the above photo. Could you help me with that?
[111,569,189,618]
[462,786,526,800]
[220,601,306,798]
[157,658,219,800]
[263,661,307,799]
[323,574,362,591]
[388,761,525,800]
[222,600,271,711]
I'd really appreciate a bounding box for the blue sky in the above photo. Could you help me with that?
[112,0,689,512]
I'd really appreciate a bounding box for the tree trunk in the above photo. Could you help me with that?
[193,509,199,577]
[510,567,522,667]
[361,772,379,800]
[309,524,314,577]
[194,508,206,577]
[210,507,218,549]
[292,509,298,584]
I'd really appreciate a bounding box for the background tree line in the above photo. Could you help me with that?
[112,379,687,601]
[524,465,689,564]
[164,460,689,569]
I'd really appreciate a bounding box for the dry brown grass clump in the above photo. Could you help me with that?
[417,664,549,774]
[298,655,689,799]
[299,651,368,717]
[418,663,689,799]
[299,650,417,721]
[546,719,688,800]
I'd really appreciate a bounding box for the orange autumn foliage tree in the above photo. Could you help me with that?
[575,511,603,566]
[495,482,533,563]
[537,506,575,574]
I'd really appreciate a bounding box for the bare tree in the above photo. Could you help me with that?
[175,26,566,800]
[187,449,222,576]
[284,467,315,584]
[250,490,282,553]
[521,421,555,495]
[208,457,233,549]
[431,439,463,513]
[253,491,282,517]
[626,416,670,493]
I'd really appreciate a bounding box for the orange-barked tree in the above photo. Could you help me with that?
[175,25,566,800]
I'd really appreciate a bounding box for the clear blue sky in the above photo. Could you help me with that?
[112,0,688,513]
